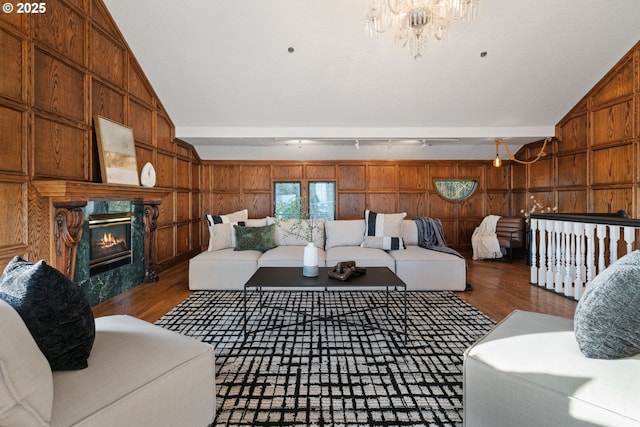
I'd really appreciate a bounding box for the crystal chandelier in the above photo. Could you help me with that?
[365,0,480,61]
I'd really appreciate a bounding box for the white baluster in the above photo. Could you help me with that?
[584,223,596,285]
[623,226,635,256]
[609,225,620,265]
[596,224,607,274]
[546,220,555,289]
[537,219,547,288]
[554,221,564,293]
[530,218,538,284]
[573,222,585,300]
[563,221,573,297]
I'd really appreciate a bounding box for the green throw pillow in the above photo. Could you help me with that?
[234,224,276,252]
[574,250,640,359]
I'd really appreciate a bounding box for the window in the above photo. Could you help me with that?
[309,182,336,220]
[433,179,478,201]
[274,182,301,218]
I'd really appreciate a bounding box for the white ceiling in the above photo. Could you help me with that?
[103,0,640,161]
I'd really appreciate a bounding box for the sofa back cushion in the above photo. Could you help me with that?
[401,220,419,246]
[0,299,53,426]
[267,218,326,248]
[325,220,366,249]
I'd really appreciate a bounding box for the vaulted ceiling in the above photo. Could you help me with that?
[103,0,640,160]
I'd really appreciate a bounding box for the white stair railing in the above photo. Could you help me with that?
[529,213,639,300]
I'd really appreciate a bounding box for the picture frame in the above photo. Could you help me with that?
[94,115,140,186]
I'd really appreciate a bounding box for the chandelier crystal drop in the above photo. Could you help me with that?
[365,0,480,61]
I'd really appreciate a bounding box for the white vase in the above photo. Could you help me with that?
[303,242,319,277]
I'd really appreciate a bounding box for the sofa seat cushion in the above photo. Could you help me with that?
[50,315,215,427]
[325,246,395,270]
[258,246,327,267]
[189,249,261,290]
[0,299,53,426]
[464,310,640,427]
[390,246,466,291]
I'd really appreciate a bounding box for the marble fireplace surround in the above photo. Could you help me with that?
[33,180,169,304]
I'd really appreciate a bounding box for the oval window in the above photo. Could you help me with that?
[434,179,478,201]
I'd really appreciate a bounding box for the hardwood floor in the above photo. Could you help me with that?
[92,251,577,324]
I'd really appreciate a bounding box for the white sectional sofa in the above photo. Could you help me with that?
[189,218,466,291]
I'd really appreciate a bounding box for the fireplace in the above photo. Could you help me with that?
[88,213,133,276]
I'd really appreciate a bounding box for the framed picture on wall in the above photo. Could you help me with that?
[94,115,140,186]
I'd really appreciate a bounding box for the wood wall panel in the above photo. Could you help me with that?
[0,182,25,247]
[155,226,174,264]
[176,223,190,255]
[0,29,23,101]
[338,193,365,219]
[592,188,633,214]
[34,49,84,121]
[529,158,553,189]
[458,164,485,189]
[558,114,588,153]
[273,165,303,180]
[486,192,509,216]
[367,193,397,213]
[242,165,271,191]
[398,165,426,190]
[89,26,124,86]
[428,164,455,188]
[155,152,175,188]
[156,115,173,151]
[368,165,397,190]
[486,165,509,190]
[33,117,86,179]
[33,0,85,65]
[91,79,124,123]
[591,145,634,185]
[557,190,588,214]
[128,62,154,105]
[399,193,426,217]
[511,163,527,190]
[591,57,634,107]
[459,193,484,217]
[0,107,24,173]
[245,193,271,218]
[157,193,174,226]
[176,192,190,222]
[212,194,244,214]
[176,158,190,189]
[338,165,366,191]
[136,146,154,172]
[306,165,335,180]
[591,99,634,145]
[129,100,153,145]
[557,153,587,187]
[212,165,241,192]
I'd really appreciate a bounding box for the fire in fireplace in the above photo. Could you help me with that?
[89,213,133,276]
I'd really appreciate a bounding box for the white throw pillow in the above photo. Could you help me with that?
[0,299,53,426]
[364,210,407,237]
[205,209,248,251]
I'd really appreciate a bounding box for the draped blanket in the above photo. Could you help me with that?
[414,217,464,259]
[471,215,503,260]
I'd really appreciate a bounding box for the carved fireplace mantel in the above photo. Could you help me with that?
[33,180,171,282]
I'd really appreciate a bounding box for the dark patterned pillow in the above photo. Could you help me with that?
[234,224,276,252]
[574,251,640,359]
[0,257,95,370]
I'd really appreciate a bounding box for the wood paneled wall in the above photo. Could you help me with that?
[0,0,202,271]
[515,40,640,219]
[200,161,512,249]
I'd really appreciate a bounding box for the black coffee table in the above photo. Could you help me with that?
[243,266,407,342]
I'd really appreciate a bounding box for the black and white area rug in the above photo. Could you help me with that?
[156,290,495,427]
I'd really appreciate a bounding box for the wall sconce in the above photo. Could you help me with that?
[493,137,555,168]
